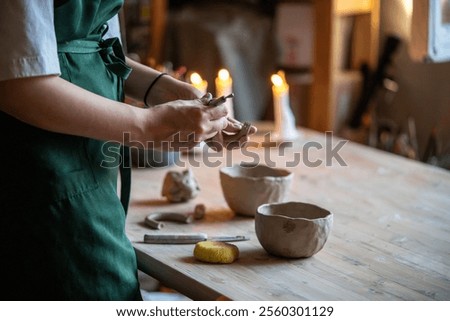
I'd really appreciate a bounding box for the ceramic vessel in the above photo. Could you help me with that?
[255,202,333,258]
[219,164,293,216]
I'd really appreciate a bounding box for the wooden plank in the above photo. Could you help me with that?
[351,14,372,69]
[309,0,379,131]
[135,246,228,300]
[309,0,334,131]
[349,0,380,73]
[335,0,373,16]
[147,0,168,65]
[410,0,430,62]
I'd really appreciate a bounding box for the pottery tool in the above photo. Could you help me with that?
[207,93,234,107]
[143,233,249,244]
[407,116,419,160]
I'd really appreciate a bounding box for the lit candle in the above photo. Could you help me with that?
[215,69,234,118]
[271,71,298,140]
[190,72,208,95]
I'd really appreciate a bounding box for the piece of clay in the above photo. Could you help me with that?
[145,212,194,230]
[204,94,253,149]
[193,203,206,220]
[161,169,200,203]
[231,121,252,141]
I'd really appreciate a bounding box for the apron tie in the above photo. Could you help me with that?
[99,37,132,79]
[57,38,132,80]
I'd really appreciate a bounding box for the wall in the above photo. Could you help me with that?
[164,2,277,121]
[378,0,450,162]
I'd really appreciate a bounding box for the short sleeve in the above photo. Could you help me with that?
[104,14,122,41]
[0,1,60,81]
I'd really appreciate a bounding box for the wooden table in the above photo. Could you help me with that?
[126,125,450,300]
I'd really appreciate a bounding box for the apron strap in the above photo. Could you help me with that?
[58,37,133,214]
[119,146,131,214]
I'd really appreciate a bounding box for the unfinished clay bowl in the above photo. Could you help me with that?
[219,164,293,216]
[255,202,333,258]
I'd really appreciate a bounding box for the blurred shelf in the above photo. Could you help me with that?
[310,0,380,132]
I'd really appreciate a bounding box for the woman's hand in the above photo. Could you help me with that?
[123,58,257,151]
[206,118,257,152]
[141,98,229,151]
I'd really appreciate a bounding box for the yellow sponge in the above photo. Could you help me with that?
[193,241,239,264]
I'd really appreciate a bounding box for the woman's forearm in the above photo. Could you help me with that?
[0,74,229,149]
[124,57,160,103]
[124,57,202,106]
[0,75,147,144]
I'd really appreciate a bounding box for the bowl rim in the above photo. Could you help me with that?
[256,202,333,221]
[220,163,293,180]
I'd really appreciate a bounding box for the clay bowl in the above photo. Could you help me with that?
[219,164,293,216]
[255,202,333,258]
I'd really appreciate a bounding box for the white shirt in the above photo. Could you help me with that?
[0,1,121,82]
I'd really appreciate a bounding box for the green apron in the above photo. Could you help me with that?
[0,0,141,300]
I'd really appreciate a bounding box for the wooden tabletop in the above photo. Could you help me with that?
[126,124,450,300]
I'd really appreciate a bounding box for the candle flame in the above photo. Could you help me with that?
[277,70,287,83]
[271,74,284,87]
[190,72,203,85]
[218,69,230,81]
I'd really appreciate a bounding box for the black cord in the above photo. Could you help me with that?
[143,72,168,107]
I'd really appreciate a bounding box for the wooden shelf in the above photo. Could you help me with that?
[309,0,380,132]
[147,0,168,65]
[334,0,373,15]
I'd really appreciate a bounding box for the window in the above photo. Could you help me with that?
[411,0,450,62]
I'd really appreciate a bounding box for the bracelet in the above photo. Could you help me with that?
[143,72,168,107]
